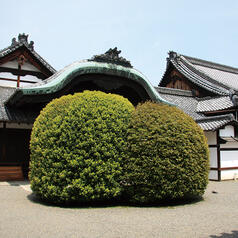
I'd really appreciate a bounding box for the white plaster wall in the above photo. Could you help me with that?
[21,74,42,83]
[0,72,42,87]
[209,170,218,180]
[6,123,32,129]
[219,125,234,138]
[220,142,238,149]
[204,131,217,145]
[0,72,16,79]
[0,80,16,87]
[1,60,18,69]
[209,147,217,167]
[0,71,41,82]
[0,72,17,87]
[22,62,40,72]
[221,169,238,180]
[20,82,34,87]
[220,151,238,168]
[1,60,40,72]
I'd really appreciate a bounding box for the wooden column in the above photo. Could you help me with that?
[17,55,26,88]
[17,64,21,88]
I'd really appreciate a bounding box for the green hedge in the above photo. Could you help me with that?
[123,101,209,204]
[29,91,134,204]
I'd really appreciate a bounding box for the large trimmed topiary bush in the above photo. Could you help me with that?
[123,101,209,204]
[29,91,134,204]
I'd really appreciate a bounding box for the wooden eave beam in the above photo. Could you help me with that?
[0,50,22,65]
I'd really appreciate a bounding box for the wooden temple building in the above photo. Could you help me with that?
[1,33,238,181]
[158,51,238,181]
[0,34,56,180]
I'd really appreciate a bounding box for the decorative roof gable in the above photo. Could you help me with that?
[0,33,56,77]
[160,51,238,96]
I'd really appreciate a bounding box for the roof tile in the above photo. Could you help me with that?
[156,87,238,131]
[197,96,234,112]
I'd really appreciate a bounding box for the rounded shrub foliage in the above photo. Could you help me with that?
[29,91,134,204]
[123,101,209,204]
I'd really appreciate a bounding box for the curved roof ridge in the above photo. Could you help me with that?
[179,55,231,91]
[23,60,83,88]
[8,60,173,106]
[169,53,229,95]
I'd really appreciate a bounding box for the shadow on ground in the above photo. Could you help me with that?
[27,192,204,209]
[210,231,238,238]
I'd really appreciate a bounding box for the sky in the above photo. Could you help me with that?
[1,0,238,86]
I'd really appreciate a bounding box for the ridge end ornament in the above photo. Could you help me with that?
[90,47,133,68]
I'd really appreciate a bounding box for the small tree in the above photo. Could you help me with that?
[29,91,134,204]
[123,101,209,204]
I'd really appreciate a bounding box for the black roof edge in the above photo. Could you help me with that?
[196,114,235,123]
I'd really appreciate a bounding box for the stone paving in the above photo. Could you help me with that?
[0,180,238,238]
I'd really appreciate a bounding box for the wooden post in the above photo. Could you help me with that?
[17,55,26,88]
[17,64,21,88]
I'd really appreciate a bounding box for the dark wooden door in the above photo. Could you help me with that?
[0,128,31,178]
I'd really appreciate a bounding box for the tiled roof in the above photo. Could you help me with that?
[155,87,238,131]
[185,55,238,91]
[155,87,203,120]
[197,96,234,112]
[1,84,237,131]
[164,52,233,96]
[159,52,238,130]
[196,114,237,131]
[0,87,16,121]
[0,86,36,123]
[0,33,56,75]
[0,86,16,104]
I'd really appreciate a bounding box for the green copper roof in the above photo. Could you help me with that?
[18,61,173,105]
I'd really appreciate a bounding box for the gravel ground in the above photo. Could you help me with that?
[0,180,238,238]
